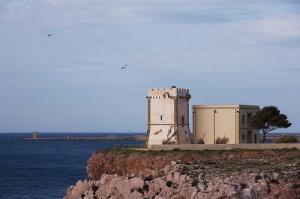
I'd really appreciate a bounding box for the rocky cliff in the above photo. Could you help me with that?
[65,149,300,199]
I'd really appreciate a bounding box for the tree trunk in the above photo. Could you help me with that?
[262,131,266,142]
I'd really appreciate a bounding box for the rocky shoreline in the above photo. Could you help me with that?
[64,149,300,199]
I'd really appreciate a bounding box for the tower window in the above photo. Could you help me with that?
[242,115,245,125]
[160,115,163,120]
[181,116,184,127]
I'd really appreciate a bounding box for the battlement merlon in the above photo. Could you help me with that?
[146,86,191,99]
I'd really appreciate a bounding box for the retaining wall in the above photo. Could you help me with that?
[148,143,300,150]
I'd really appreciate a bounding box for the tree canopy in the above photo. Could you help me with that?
[250,106,292,142]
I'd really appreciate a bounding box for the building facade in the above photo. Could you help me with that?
[193,105,260,144]
[146,86,192,147]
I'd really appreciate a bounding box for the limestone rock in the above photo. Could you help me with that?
[65,150,300,199]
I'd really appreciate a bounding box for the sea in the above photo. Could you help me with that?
[0,133,145,199]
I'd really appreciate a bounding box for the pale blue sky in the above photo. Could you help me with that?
[0,0,300,132]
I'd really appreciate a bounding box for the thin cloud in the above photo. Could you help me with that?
[0,0,300,132]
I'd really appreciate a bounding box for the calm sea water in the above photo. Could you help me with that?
[0,133,144,199]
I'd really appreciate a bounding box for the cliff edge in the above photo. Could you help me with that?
[65,149,300,199]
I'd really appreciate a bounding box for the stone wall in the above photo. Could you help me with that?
[148,143,300,150]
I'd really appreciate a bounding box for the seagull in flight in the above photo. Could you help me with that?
[121,64,127,70]
[47,33,55,37]
[42,30,56,37]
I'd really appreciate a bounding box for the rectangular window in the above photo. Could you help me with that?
[242,115,245,125]
[242,134,245,140]
[247,113,253,124]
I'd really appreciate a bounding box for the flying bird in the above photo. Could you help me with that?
[121,64,127,70]
[47,33,55,37]
[42,30,56,37]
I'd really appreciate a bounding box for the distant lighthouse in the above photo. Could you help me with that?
[32,132,38,139]
[146,86,191,147]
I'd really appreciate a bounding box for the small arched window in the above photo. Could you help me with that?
[181,116,184,127]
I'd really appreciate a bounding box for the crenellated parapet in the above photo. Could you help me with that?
[146,86,191,100]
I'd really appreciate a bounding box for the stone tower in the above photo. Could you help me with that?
[146,86,191,147]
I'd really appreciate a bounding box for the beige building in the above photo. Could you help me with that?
[146,86,192,147]
[193,105,260,144]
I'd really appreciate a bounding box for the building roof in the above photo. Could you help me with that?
[192,104,260,109]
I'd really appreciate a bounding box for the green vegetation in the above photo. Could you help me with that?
[250,106,292,142]
[274,135,298,143]
[96,148,300,158]
[216,136,229,144]
[196,138,204,144]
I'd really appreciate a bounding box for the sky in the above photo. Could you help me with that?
[0,0,300,133]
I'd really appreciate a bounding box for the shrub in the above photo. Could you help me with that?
[197,138,204,144]
[216,136,229,144]
[274,135,298,143]
[162,140,176,144]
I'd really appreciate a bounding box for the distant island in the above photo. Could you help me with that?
[23,132,299,143]
[24,133,146,142]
